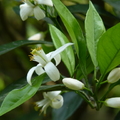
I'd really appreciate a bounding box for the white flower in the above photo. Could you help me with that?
[35,91,63,114]
[28,32,50,48]
[28,33,45,41]
[62,78,85,90]
[105,97,120,108]
[107,68,120,83]
[37,0,53,6]
[27,43,73,85]
[20,0,53,21]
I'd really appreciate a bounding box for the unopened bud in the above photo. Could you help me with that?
[105,97,120,108]
[62,78,85,90]
[107,68,120,83]
[28,33,45,41]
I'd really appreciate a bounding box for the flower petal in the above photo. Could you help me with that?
[28,33,45,41]
[47,91,61,100]
[50,43,74,60]
[34,6,45,20]
[26,66,37,85]
[44,62,60,81]
[32,49,49,65]
[35,64,45,75]
[46,52,61,66]
[41,100,51,114]
[26,1,34,7]
[53,54,61,66]
[46,52,52,61]
[20,3,33,21]
[35,99,48,108]
[37,0,53,6]
[50,95,63,109]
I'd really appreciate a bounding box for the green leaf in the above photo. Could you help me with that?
[85,1,105,67]
[104,0,120,11]
[52,92,83,120]
[52,0,87,81]
[0,74,45,116]
[49,24,75,76]
[0,75,51,106]
[68,4,118,19]
[52,0,86,58]
[0,40,52,55]
[39,84,65,92]
[97,23,120,76]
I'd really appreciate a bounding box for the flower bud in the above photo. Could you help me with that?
[62,78,85,90]
[107,68,120,83]
[28,33,45,41]
[105,97,120,108]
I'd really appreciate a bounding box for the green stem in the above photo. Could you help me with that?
[100,80,108,85]
[84,87,93,95]
[75,90,95,109]
[97,73,106,90]
[99,84,115,108]
[79,63,89,88]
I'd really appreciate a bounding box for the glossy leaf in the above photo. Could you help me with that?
[49,24,75,76]
[0,74,45,116]
[0,75,51,106]
[52,0,86,58]
[0,40,52,55]
[85,1,105,67]
[97,23,120,76]
[52,0,87,80]
[52,92,83,120]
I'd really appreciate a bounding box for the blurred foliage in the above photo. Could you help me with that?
[0,0,120,120]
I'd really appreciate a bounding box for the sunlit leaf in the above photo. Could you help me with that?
[0,74,45,116]
[52,0,87,79]
[52,0,86,59]
[97,23,120,76]
[85,1,105,67]
[49,24,75,76]
[0,75,51,106]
